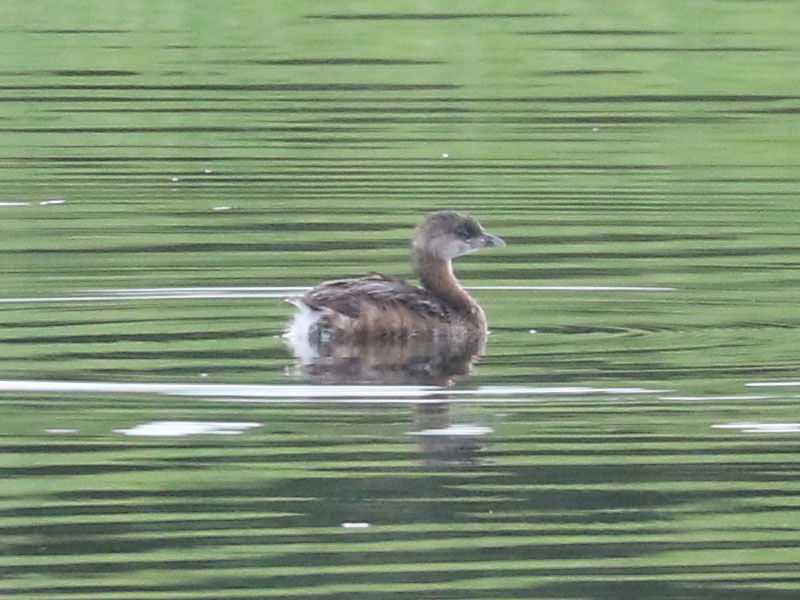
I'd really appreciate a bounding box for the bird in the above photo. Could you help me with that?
[286,211,505,352]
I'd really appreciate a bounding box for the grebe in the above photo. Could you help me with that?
[287,211,505,349]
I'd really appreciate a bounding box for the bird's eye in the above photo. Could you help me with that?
[457,223,480,238]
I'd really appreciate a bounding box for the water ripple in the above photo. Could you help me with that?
[0,285,676,304]
[0,379,664,402]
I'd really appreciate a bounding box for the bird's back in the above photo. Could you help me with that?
[287,273,456,346]
[302,273,449,319]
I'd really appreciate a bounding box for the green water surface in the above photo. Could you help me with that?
[2,2,800,599]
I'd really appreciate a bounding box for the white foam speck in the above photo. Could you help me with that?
[662,395,770,402]
[341,522,370,529]
[713,422,800,434]
[45,428,77,434]
[114,421,261,437]
[408,424,493,437]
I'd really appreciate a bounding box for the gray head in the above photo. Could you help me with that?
[412,211,505,260]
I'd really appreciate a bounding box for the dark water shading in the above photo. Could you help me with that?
[306,13,565,20]
[573,47,784,53]
[5,388,800,598]
[521,29,673,35]
[2,1,800,599]
[27,29,134,34]
[221,59,445,66]
[544,69,643,75]
[0,83,460,91]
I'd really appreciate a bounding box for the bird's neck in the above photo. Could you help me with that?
[413,250,474,311]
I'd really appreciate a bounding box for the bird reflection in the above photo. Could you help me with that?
[408,403,493,467]
[284,331,492,465]
[285,330,485,386]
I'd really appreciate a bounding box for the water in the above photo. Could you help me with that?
[3,2,800,598]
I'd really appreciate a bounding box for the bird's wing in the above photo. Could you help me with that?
[300,274,449,320]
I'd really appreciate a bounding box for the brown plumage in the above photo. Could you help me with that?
[287,211,505,347]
